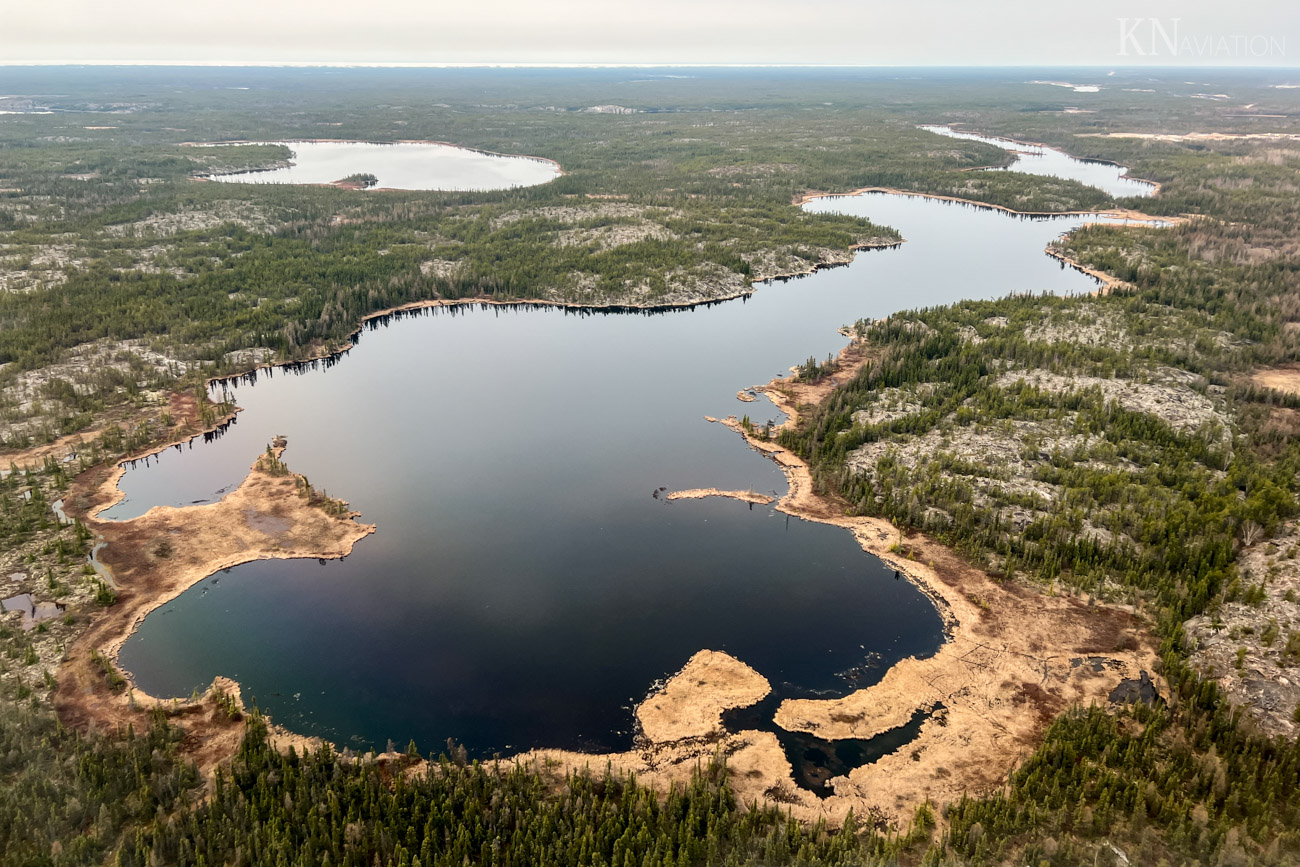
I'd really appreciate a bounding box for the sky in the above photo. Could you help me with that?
[4,0,1298,67]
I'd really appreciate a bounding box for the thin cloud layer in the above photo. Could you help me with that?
[4,0,1297,66]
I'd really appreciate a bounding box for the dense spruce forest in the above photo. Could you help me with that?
[2,67,1300,865]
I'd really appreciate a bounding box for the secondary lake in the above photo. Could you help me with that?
[922,125,1156,199]
[113,134,1140,767]
[207,140,561,191]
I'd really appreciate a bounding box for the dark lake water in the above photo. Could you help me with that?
[208,140,560,191]
[113,169,1132,760]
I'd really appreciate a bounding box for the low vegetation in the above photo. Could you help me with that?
[1,66,1299,865]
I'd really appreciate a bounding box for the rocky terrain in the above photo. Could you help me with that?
[845,358,1231,553]
[1186,522,1300,737]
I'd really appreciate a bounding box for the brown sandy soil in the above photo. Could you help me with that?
[524,731,827,817]
[553,368,1156,823]
[471,326,1157,825]
[373,651,821,817]
[53,444,373,773]
[760,337,878,420]
[637,650,771,741]
[44,181,1157,815]
[0,390,226,473]
[1079,132,1300,143]
[779,532,1155,813]
[665,488,775,506]
[518,392,1159,824]
[64,399,241,521]
[1046,248,1128,295]
[749,377,1157,816]
[1250,366,1300,397]
[92,675,325,779]
[736,390,757,402]
[1096,207,1186,225]
[0,427,103,471]
[522,548,1156,826]
[521,652,831,820]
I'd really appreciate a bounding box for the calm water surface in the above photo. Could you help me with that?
[921,125,1156,199]
[209,140,560,191]
[115,162,1134,759]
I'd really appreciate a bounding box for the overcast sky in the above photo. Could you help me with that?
[4,0,1298,67]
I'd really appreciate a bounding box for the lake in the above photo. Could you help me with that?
[113,135,1137,773]
[922,125,1156,199]
[207,140,561,191]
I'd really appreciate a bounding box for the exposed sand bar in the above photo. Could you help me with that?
[504,340,1160,825]
[1046,248,1128,295]
[54,444,374,769]
[711,366,1162,816]
[50,176,1163,821]
[665,488,775,506]
[521,649,824,820]
[637,650,771,742]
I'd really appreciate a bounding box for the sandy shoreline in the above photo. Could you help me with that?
[498,335,1160,825]
[1078,131,1300,143]
[665,488,776,506]
[85,411,242,524]
[1046,247,1127,295]
[0,390,240,480]
[520,650,816,821]
[929,124,1164,194]
[55,444,374,771]
[797,185,1173,222]
[709,361,1159,813]
[47,172,1166,824]
[636,650,771,742]
[81,444,372,663]
[42,185,905,754]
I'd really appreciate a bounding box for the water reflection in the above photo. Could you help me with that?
[208,140,560,191]
[921,125,1156,199]
[115,164,1144,775]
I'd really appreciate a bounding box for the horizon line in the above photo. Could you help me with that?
[3,60,1300,71]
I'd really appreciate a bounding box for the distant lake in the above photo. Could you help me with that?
[922,125,1156,199]
[207,140,561,191]
[112,136,1144,780]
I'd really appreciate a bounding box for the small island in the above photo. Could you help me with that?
[334,172,379,189]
